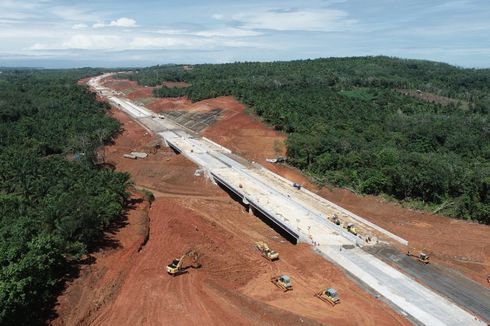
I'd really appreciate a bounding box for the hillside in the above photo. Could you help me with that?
[119,57,490,224]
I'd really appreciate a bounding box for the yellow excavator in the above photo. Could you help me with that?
[346,223,358,236]
[315,288,340,306]
[271,275,293,292]
[255,241,279,261]
[166,250,201,276]
[406,248,430,264]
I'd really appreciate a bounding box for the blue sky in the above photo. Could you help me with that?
[0,0,489,68]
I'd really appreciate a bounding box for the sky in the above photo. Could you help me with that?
[0,0,489,68]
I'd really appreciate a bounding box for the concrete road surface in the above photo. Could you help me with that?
[367,245,490,323]
[89,74,486,326]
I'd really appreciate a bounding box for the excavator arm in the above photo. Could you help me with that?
[167,250,201,276]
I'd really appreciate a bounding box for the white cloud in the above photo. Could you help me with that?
[154,28,187,35]
[63,34,124,49]
[92,21,104,28]
[0,0,48,10]
[31,34,125,50]
[233,9,356,32]
[28,30,257,52]
[129,36,209,49]
[93,17,137,29]
[109,17,137,27]
[222,39,256,47]
[193,27,262,38]
[212,14,224,20]
[0,9,36,21]
[51,7,100,22]
[72,23,88,30]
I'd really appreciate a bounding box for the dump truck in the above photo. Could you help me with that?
[315,288,340,306]
[346,223,358,236]
[271,275,293,292]
[167,250,201,276]
[255,241,279,261]
[407,249,430,264]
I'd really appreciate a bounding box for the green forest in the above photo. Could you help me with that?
[119,56,490,224]
[0,69,129,324]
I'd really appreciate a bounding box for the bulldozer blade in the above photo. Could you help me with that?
[314,292,338,306]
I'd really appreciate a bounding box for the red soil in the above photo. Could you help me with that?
[91,197,407,326]
[77,77,91,86]
[51,191,150,326]
[200,97,287,162]
[105,79,138,92]
[52,103,409,325]
[52,76,488,324]
[320,187,490,286]
[126,87,153,101]
[262,162,490,287]
[103,77,286,162]
[102,77,490,287]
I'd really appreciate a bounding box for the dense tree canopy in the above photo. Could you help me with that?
[120,57,490,224]
[0,69,129,324]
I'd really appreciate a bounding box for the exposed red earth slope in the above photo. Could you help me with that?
[102,76,490,287]
[52,104,409,326]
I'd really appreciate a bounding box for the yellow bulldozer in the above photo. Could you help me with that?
[406,248,430,264]
[166,250,201,276]
[255,241,279,261]
[315,288,340,306]
[346,223,358,236]
[271,275,293,292]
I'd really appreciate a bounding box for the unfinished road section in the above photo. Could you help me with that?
[367,245,490,322]
[89,74,486,326]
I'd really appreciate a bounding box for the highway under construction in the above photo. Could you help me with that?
[89,74,487,326]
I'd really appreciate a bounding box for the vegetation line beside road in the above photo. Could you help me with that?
[0,69,130,324]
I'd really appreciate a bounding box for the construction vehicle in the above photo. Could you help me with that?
[332,214,341,225]
[315,288,340,306]
[271,275,293,292]
[266,156,287,163]
[166,250,201,276]
[406,249,430,264]
[346,223,358,235]
[255,241,279,261]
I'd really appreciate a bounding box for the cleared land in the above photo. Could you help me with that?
[102,76,490,288]
[51,107,409,326]
[100,74,488,324]
[51,76,490,325]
